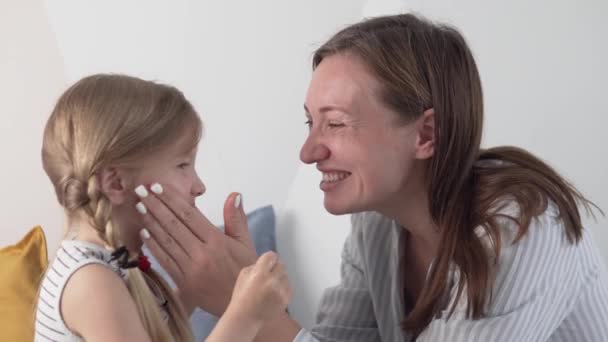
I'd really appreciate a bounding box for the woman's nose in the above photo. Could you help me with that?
[300,135,330,164]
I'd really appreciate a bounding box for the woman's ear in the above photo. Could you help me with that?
[97,167,128,205]
[415,108,435,160]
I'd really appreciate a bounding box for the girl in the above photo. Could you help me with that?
[35,74,290,342]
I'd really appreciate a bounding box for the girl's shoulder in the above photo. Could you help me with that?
[35,240,130,342]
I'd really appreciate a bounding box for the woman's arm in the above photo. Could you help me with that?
[62,264,152,342]
[175,287,195,317]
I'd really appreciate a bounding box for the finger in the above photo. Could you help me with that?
[223,193,254,249]
[276,269,291,300]
[136,199,193,263]
[276,275,291,296]
[140,228,184,280]
[255,251,279,272]
[136,185,204,252]
[240,265,253,276]
[272,261,285,275]
[282,281,293,305]
[145,182,217,242]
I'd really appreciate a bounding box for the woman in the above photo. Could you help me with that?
[134,13,608,341]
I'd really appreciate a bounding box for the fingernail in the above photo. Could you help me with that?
[136,202,147,214]
[234,193,242,208]
[135,185,148,198]
[151,183,163,194]
[140,228,150,240]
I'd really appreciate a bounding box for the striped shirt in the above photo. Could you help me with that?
[295,203,608,342]
[34,240,127,342]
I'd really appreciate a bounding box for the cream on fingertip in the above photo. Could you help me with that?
[151,183,163,195]
[234,193,242,209]
[135,185,148,198]
[140,228,150,240]
[136,202,147,215]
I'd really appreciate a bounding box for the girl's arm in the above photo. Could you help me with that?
[206,251,292,342]
[205,306,262,342]
[61,264,152,342]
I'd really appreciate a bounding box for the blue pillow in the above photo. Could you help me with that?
[145,205,276,340]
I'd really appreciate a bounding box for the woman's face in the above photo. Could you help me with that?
[301,53,423,215]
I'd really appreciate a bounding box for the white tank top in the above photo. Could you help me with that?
[34,240,167,341]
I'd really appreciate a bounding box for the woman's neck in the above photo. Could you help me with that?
[378,184,440,259]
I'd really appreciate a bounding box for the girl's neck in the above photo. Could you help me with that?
[67,215,142,254]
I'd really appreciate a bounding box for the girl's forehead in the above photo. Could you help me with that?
[168,121,202,155]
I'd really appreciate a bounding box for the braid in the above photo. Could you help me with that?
[83,174,192,342]
[84,175,116,246]
[58,175,90,211]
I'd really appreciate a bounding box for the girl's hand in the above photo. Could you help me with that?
[226,251,292,327]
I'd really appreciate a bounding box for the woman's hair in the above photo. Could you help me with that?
[313,13,601,336]
[41,74,200,341]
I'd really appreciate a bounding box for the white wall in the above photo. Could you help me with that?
[0,1,66,252]
[1,0,606,328]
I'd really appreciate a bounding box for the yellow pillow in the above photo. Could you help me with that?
[0,226,48,342]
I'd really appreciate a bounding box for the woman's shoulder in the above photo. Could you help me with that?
[478,198,564,248]
[485,198,605,291]
[446,200,606,320]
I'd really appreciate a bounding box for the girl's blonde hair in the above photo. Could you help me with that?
[42,74,200,341]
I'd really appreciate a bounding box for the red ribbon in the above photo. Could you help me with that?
[138,255,151,273]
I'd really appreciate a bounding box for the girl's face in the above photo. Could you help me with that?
[134,137,205,208]
[110,129,205,249]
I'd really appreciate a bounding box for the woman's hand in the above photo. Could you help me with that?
[135,183,257,316]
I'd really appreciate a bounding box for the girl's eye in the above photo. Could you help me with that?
[305,119,312,128]
[177,163,190,169]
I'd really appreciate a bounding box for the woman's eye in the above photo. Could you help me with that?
[305,120,344,129]
[177,163,190,169]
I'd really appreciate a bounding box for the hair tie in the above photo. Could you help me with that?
[110,246,151,273]
[138,255,151,273]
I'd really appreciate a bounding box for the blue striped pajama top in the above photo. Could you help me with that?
[295,203,608,342]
